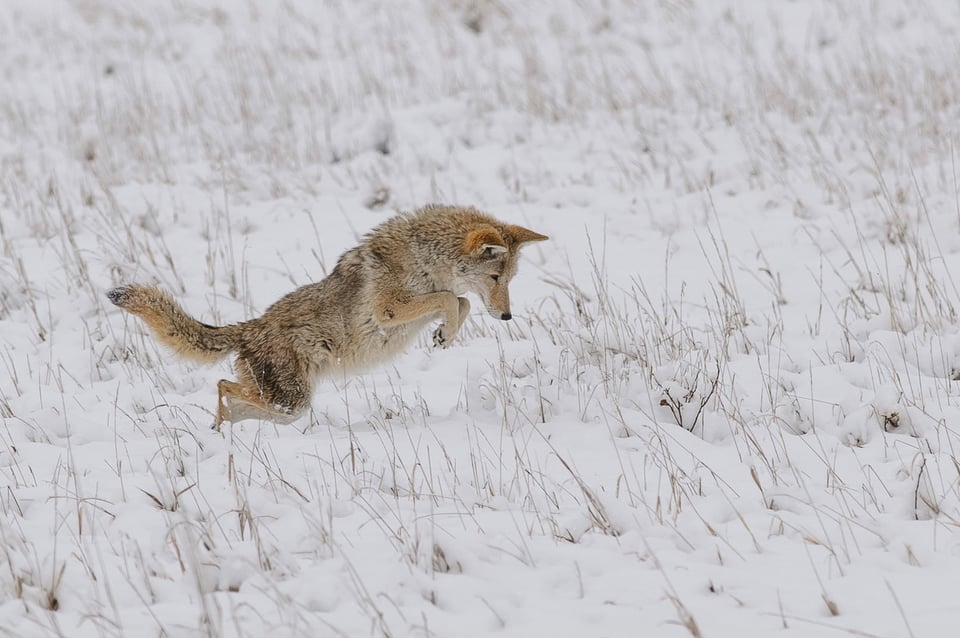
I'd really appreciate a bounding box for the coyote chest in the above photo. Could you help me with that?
[351,314,430,368]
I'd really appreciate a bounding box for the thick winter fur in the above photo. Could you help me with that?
[108,204,548,428]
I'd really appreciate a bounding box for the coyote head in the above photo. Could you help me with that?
[458,223,548,320]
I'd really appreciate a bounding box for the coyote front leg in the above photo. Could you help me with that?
[433,296,470,348]
[374,291,467,348]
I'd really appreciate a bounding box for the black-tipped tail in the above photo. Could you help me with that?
[107,286,132,307]
[107,284,242,364]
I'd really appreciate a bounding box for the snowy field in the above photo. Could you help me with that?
[3,0,960,636]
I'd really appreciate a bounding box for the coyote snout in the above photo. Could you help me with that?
[485,282,512,320]
[483,289,512,321]
[109,204,548,428]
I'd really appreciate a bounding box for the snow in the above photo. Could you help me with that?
[3,0,960,636]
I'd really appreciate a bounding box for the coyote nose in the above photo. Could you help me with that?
[500,313,512,321]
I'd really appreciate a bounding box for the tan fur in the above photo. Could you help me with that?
[108,204,548,428]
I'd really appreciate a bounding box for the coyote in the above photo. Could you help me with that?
[108,204,548,428]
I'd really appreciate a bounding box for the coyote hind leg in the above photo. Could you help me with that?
[213,377,307,430]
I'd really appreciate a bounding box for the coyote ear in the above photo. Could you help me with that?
[480,244,508,258]
[464,227,508,258]
[504,224,549,247]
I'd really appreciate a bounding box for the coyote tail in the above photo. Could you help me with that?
[107,284,242,363]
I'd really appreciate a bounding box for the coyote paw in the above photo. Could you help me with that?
[432,324,454,349]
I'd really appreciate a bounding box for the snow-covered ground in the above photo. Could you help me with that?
[3,0,960,635]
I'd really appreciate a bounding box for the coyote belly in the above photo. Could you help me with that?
[108,204,548,428]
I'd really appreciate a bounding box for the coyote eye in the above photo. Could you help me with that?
[490,275,500,282]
